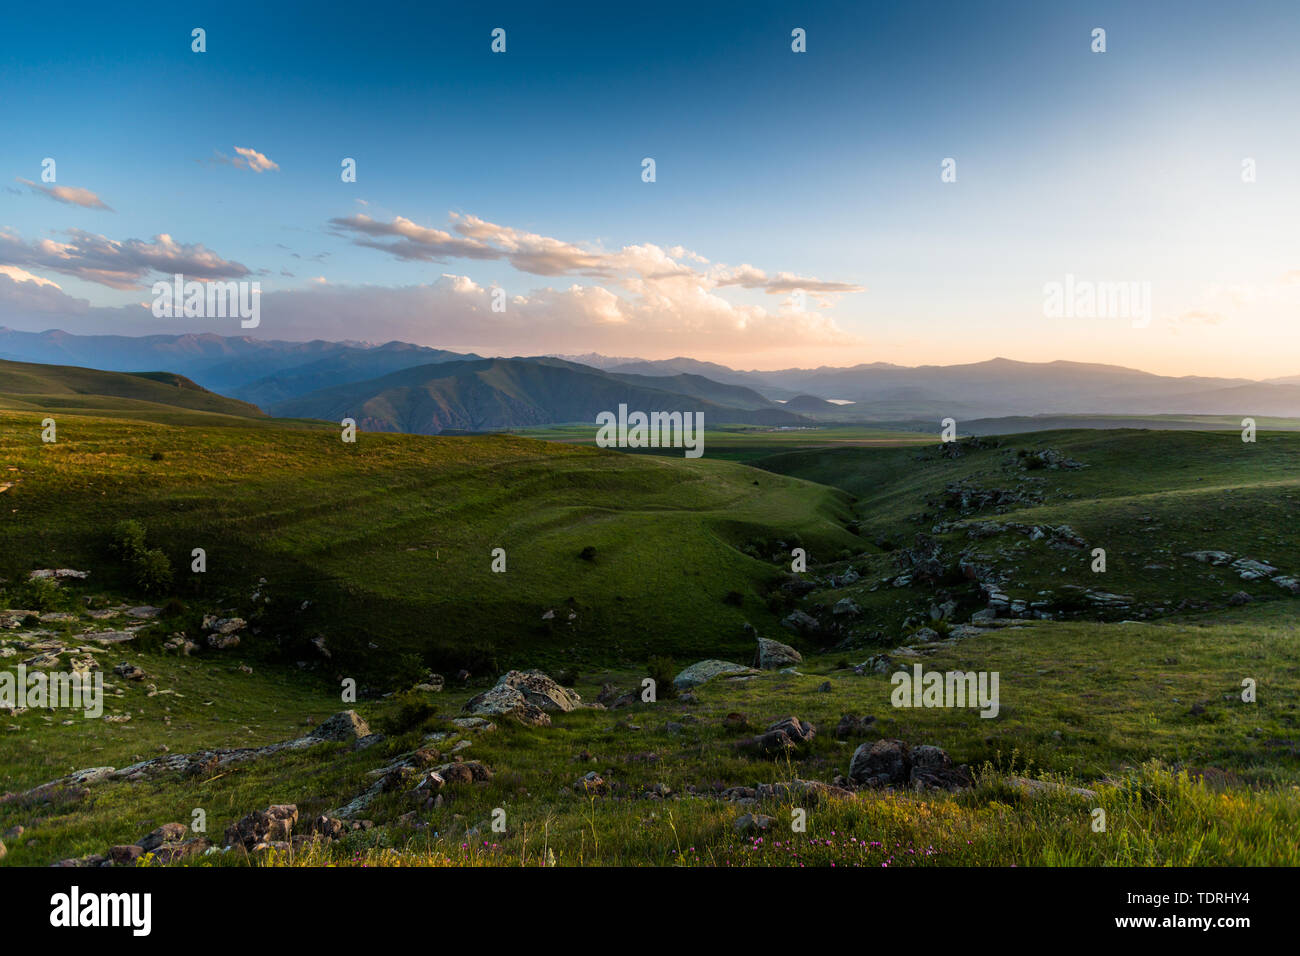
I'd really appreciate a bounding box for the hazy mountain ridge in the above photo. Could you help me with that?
[3,329,1298,425]
[269,357,812,434]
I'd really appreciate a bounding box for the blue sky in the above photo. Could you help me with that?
[1,0,1297,376]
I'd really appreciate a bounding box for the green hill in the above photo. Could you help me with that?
[0,405,859,678]
[754,429,1300,635]
[0,358,266,421]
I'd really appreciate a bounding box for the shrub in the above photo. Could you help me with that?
[578,546,598,562]
[132,549,173,594]
[108,519,148,561]
[645,655,678,700]
[377,691,441,737]
[723,590,744,607]
[15,575,64,612]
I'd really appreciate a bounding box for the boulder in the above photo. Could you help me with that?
[1183,550,1233,565]
[832,598,861,617]
[848,738,912,787]
[909,745,971,790]
[464,670,581,725]
[108,844,142,865]
[672,660,757,690]
[745,715,815,754]
[754,636,802,670]
[1231,558,1277,581]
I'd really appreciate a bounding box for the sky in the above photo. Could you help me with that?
[1,0,1297,378]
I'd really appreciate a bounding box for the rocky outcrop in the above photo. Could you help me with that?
[11,712,378,798]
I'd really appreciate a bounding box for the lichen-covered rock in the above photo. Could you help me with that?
[754,636,802,670]
[673,660,757,690]
[463,670,580,726]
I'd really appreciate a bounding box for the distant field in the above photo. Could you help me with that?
[508,423,933,462]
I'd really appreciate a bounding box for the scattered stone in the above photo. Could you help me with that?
[225,805,298,850]
[734,813,775,833]
[834,714,875,739]
[138,823,187,852]
[113,662,146,681]
[1231,558,1277,581]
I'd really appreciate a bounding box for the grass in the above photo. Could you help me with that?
[3,394,1299,867]
[4,600,1298,867]
[755,429,1300,632]
[0,407,861,678]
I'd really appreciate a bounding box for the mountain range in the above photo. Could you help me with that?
[2,327,1298,433]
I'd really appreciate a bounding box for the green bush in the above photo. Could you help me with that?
[645,655,678,699]
[13,575,66,612]
[377,691,441,736]
[132,548,173,594]
[108,519,148,561]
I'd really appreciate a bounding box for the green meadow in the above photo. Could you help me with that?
[2,389,1298,867]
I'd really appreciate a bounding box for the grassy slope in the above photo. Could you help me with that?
[0,407,860,673]
[0,359,265,419]
[4,403,1299,867]
[3,602,1296,866]
[754,429,1300,631]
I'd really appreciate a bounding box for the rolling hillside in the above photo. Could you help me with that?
[0,401,858,678]
[0,358,266,420]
